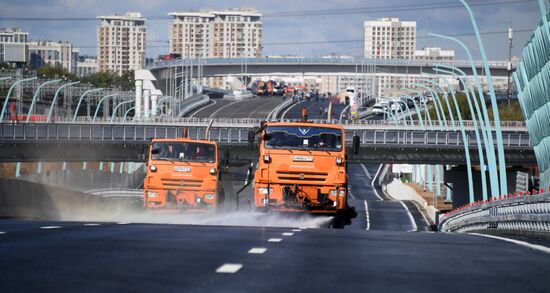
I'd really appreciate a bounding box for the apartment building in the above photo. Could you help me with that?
[364,17,416,59]
[168,8,262,59]
[97,12,146,75]
[28,40,79,72]
[0,28,28,64]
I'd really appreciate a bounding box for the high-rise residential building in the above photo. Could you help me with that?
[415,47,455,61]
[363,17,416,59]
[0,28,28,64]
[97,12,146,75]
[168,8,262,59]
[28,40,79,72]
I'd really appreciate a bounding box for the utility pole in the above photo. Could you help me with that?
[507,26,513,110]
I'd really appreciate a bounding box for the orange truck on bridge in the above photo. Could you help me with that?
[251,119,357,225]
[144,138,224,210]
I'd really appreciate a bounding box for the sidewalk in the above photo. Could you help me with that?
[385,178,442,225]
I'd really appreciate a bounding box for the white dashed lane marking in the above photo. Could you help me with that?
[216,263,243,273]
[268,238,283,243]
[40,226,62,230]
[84,223,101,226]
[0,231,6,235]
[291,229,302,232]
[282,232,294,236]
[117,222,131,225]
[248,248,267,254]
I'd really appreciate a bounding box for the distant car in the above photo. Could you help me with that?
[372,103,388,115]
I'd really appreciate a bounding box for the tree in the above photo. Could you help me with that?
[36,64,78,81]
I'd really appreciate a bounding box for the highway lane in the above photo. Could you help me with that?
[281,99,348,120]
[189,96,285,119]
[346,163,429,232]
[0,219,548,292]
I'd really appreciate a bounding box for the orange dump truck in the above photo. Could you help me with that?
[144,138,224,210]
[252,121,356,222]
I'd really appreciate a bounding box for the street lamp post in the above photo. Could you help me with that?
[47,81,80,122]
[93,93,119,122]
[410,83,447,130]
[434,67,489,201]
[110,100,134,123]
[1,77,38,121]
[398,93,425,130]
[26,79,62,123]
[420,74,457,131]
[429,32,503,197]
[402,88,434,130]
[123,106,135,121]
[73,88,103,122]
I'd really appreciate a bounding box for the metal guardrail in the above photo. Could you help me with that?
[40,116,528,132]
[176,95,210,118]
[439,191,550,233]
[270,98,296,120]
[0,123,532,148]
[149,57,516,70]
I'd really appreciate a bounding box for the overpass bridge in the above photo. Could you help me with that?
[149,58,513,78]
[0,121,535,165]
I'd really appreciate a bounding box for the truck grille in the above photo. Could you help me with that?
[276,171,328,182]
[160,178,203,189]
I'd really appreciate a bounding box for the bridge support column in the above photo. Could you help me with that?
[15,162,21,177]
[82,162,87,170]
[110,162,115,173]
[427,165,433,192]
[99,162,104,171]
[151,94,158,117]
[143,89,150,118]
[37,162,42,174]
[135,80,143,118]
[119,162,124,174]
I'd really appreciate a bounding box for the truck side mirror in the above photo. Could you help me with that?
[245,162,254,185]
[248,130,255,146]
[352,135,360,155]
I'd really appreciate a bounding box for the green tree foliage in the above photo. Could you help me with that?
[427,91,524,122]
[0,61,9,69]
[80,70,135,91]
[36,64,79,81]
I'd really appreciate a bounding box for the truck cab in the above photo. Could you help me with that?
[253,121,353,216]
[144,138,223,210]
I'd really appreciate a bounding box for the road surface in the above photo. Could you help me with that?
[188,96,285,119]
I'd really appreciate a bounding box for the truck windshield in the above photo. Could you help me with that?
[264,126,343,152]
[151,142,216,163]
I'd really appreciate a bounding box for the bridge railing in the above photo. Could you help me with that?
[149,57,515,70]
[439,191,550,233]
[0,123,532,148]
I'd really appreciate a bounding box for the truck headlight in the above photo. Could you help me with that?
[263,155,270,163]
[209,168,216,175]
[204,194,215,200]
[150,164,157,172]
[329,190,346,197]
[147,191,158,198]
[258,188,272,195]
[336,157,343,164]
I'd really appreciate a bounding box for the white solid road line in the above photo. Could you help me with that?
[216,263,243,273]
[364,200,371,231]
[291,229,302,232]
[84,223,101,226]
[370,164,384,201]
[40,226,62,229]
[268,238,283,242]
[471,233,550,254]
[360,163,373,180]
[282,232,294,236]
[117,222,131,225]
[190,99,216,118]
[0,231,6,235]
[280,101,300,119]
[398,201,418,232]
[248,248,268,254]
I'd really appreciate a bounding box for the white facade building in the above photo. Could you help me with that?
[168,9,262,59]
[364,17,416,59]
[415,47,455,61]
[0,28,28,64]
[76,56,98,77]
[97,12,146,75]
[28,41,79,72]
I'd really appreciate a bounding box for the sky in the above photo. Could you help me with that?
[0,0,541,60]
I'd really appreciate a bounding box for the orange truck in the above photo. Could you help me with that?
[251,120,357,224]
[144,138,224,210]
